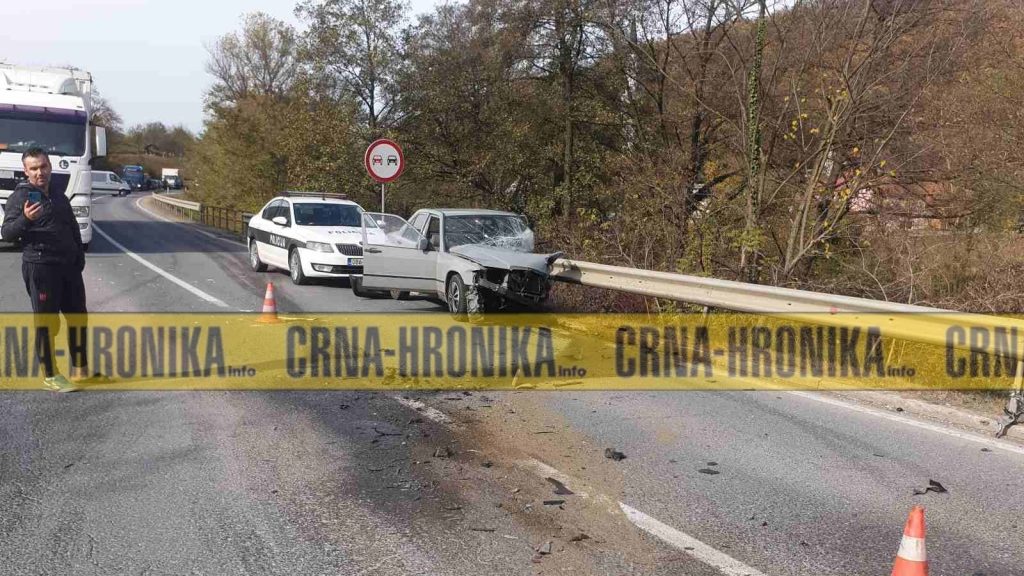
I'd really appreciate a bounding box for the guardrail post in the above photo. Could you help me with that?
[997,356,1024,437]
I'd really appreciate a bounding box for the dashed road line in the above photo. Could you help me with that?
[391,394,768,576]
[618,503,769,576]
[91,222,231,308]
[390,395,457,426]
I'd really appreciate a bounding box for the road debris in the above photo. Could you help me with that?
[604,448,626,461]
[569,533,590,542]
[339,404,350,410]
[545,477,574,495]
[537,541,553,555]
[434,446,454,458]
[913,479,947,496]
[481,461,494,468]
[543,499,566,506]
[698,468,721,475]
[373,425,403,437]
[469,527,495,532]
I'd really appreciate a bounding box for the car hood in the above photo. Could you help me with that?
[308,227,363,243]
[449,245,561,274]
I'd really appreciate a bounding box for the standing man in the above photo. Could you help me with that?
[1,147,90,392]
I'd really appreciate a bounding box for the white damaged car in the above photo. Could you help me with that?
[248,192,376,285]
[353,208,563,316]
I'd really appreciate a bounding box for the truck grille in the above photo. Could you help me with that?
[335,243,363,256]
[0,171,70,194]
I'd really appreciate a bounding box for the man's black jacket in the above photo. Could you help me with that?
[1,182,85,269]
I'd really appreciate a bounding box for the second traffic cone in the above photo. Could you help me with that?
[257,282,280,324]
[891,506,928,576]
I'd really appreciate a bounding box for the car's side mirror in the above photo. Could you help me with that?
[272,216,288,226]
[418,237,431,251]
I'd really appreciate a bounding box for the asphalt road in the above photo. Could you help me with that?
[0,193,1021,575]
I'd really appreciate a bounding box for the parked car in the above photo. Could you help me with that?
[90,170,131,196]
[355,208,563,317]
[247,191,377,285]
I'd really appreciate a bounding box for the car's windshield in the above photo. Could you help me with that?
[444,214,532,251]
[0,105,87,157]
[293,202,362,226]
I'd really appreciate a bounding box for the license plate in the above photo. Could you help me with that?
[349,258,363,266]
[0,170,13,179]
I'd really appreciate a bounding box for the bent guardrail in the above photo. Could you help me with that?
[550,258,1024,436]
[142,195,1024,434]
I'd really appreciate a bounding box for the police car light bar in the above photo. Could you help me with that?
[282,191,349,200]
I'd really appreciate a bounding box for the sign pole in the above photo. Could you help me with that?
[364,138,404,212]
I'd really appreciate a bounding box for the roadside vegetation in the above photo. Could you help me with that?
[183,0,1024,314]
[89,96,194,181]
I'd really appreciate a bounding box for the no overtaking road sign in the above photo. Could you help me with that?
[364,139,404,183]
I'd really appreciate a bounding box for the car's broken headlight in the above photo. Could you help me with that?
[305,241,333,253]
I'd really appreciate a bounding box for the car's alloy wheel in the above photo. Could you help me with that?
[447,275,464,314]
[289,249,307,285]
[249,240,267,272]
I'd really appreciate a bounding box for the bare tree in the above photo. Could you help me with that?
[205,12,299,107]
[297,0,407,137]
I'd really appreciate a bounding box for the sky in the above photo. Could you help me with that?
[1,0,441,135]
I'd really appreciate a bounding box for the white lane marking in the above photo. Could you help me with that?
[619,503,769,576]
[787,391,1024,457]
[518,456,766,576]
[401,395,767,575]
[516,458,590,498]
[133,196,246,247]
[91,223,231,308]
[391,396,456,426]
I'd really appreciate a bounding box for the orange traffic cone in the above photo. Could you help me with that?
[257,282,280,324]
[891,506,928,576]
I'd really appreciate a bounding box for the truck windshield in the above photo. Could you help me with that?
[293,203,362,227]
[0,105,87,157]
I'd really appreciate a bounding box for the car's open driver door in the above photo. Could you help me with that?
[360,213,438,293]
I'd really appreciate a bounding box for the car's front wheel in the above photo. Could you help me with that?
[446,274,467,316]
[351,276,375,298]
[289,248,308,285]
[249,239,267,272]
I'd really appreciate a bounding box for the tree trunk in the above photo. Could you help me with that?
[740,0,768,284]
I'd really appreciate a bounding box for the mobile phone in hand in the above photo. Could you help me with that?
[28,190,42,204]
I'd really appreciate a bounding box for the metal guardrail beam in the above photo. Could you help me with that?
[550,258,1024,350]
[150,192,201,211]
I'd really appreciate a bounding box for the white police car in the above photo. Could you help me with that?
[247,192,370,285]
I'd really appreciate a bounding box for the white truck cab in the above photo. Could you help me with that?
[0,65,108,250]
